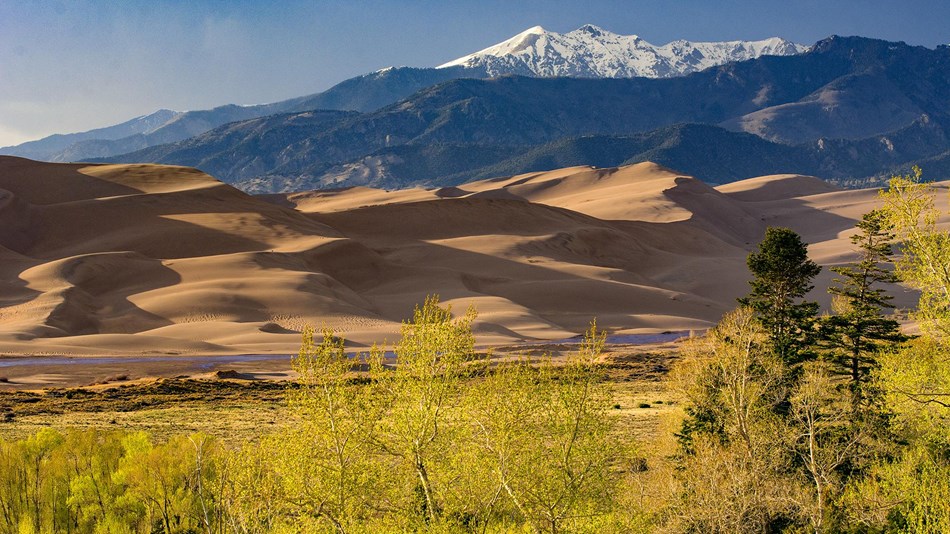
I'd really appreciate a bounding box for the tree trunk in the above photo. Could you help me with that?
[415,456,439,522]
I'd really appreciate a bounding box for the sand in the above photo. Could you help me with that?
[0,156,946,382]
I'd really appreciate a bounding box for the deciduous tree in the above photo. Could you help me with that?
[371,295,476,526]
[879,166,950,338]
[670,308,802,532]
[470,321,617,534]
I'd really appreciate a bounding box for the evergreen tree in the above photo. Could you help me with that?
[739,227,822,365]
[823,210,907,404]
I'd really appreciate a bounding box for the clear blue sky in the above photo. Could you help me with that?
[1,0,947,146]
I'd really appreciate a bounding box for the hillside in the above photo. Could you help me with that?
[1,24,804,163]
[101,36,950,192]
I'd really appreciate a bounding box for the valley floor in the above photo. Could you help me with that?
[0,339,683,447]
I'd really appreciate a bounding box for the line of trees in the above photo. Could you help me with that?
[0,168,947,532]
[228,298,629,533]
[0,299,634,533]
[670,167,950,532]
[0,429,221,533]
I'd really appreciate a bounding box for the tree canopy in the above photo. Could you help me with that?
[739,226,822,365]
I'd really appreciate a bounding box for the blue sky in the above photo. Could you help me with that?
[1,0,947,146]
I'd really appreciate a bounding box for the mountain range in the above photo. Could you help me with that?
[4,28,950,193]
[1,25,805,163]
[100,35,950,191]
[439,24,806,78]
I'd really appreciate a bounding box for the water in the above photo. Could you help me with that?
[0,332,692,369]
[0,354,291,369]
[540,331,692,345]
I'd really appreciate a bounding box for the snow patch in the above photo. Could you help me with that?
[438,24,807,79]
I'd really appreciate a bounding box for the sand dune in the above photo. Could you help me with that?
[0,155,945,361]
[716,174,840,202]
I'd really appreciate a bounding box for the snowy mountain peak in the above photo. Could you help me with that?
[571,24,613,37]
[437,24,807,78]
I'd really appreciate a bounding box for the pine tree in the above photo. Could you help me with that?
[739,227,822,365]
[823,210,907,403]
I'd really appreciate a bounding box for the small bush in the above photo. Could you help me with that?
[630,457,648,472]
[638,402,652,409]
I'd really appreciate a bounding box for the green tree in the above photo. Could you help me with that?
[739,227,822,365]
[470,321,618,534]
[221,438,288,533]
[822,209,907,404]
[278,326,381,532]
[62,430,127,532]
[669,308,802,532]
[842,440,950,533]
[879,166,950,338]
[876,167,950,427]
[787,362,864,532]
[838,168,950,533]
[112,432,217,533]
[371,295,476,526]
[0,428,68,534]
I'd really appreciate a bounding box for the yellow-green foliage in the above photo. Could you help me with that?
[841,444,950,533]
[0,429,221,534]
[218,297,630,533]
[669,308,803,532]
[273,326,381,530]
[370,295,476,526]
[879,166,950,338]
[876,337,950,446]
[850,168,950,531]
[877,169,950,437]
[466,321,617,533]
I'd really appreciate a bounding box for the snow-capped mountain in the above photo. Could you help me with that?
[438,24,808,78]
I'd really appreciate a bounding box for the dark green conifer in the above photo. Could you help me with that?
[823,210,908,403]
[739,227,822,365]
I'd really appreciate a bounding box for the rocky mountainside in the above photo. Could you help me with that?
[100,36,950,191]
[233,119,948,192]
[2,25,805,163]
[439,24,806,78]
[0,109,179,161]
